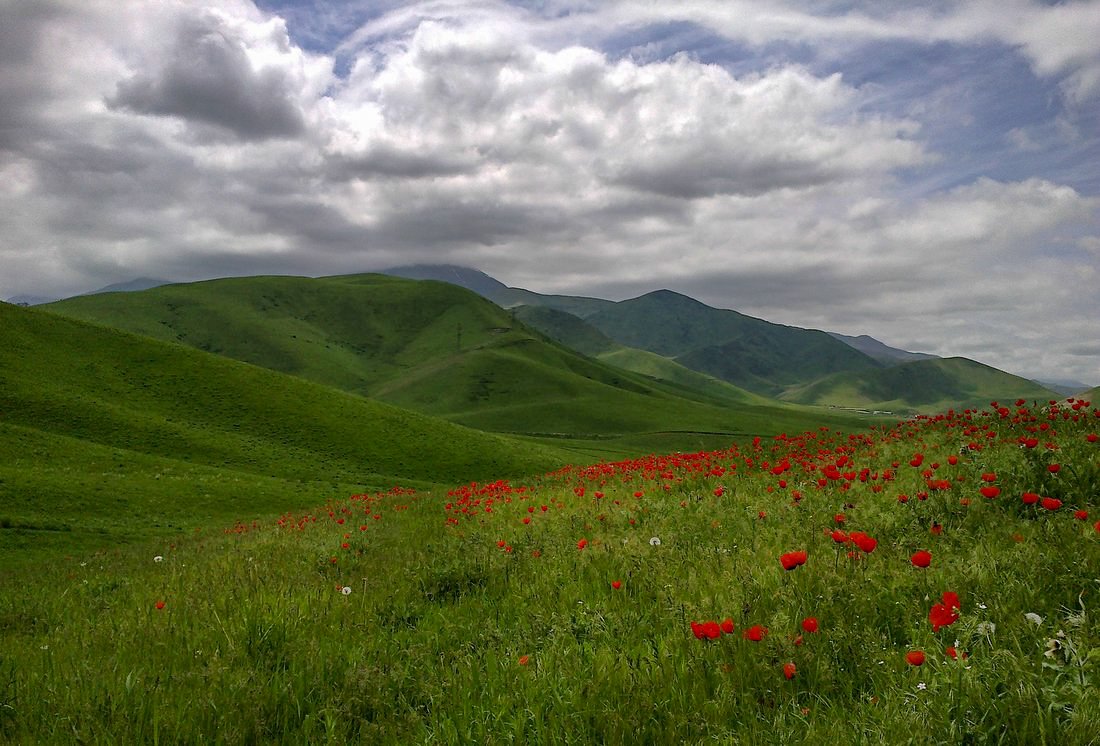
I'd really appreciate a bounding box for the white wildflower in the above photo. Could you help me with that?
[341,586,352,596]
[917,682,927,691]
[153,555,164,563]
[1025,612,1043,625]
[649,536,661,546]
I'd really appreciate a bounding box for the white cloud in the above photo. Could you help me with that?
[0,0,1097,384]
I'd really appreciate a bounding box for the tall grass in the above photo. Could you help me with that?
[1,399,1097,743]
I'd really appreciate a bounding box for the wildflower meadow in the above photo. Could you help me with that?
[1,399,1098,743]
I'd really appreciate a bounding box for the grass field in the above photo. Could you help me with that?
[1,397,1096,743]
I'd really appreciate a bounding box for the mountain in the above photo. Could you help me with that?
[43,275,866,447]
[827,332,937,365]
[1032,378,1094,397]
[0,300,573,561]
[83,276,173,295]
[512,305,769,406]
[581,290,882,397]
[379,264,613,317]
[780,357,1059,413]
[5,294,55,306]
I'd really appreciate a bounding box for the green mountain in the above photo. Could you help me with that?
[44,275,865,447]
[826,331,937,365]
[512,305,769,407]
[780,357,1060,413]
[581,290,882,397]
[0,301,573,563]
[382,264,614,317]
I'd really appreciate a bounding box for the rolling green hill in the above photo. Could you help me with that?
[512,305,770,407]
[583,290,882,397]
[45,275,867,444]
[0,301,574,563]
[780,356,1060,413]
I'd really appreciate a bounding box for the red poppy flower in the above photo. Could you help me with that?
[1041,497,1062,511]
[155,600,166,610]
[703,621,722,640]
[1047,464,1061,473]
[851,532,877,553]
[743,625,768,642]
[929,604,958,631]
[720,617,735,634]
[910,550,932,568]
[577,538,588,550]
[783,662,797,680]
[980,472,997,483]
[801,617,818,633]
[906,650,925,666]
[691,621,706,640]
[1074,510,1088,521]
[831,529,847,543]
[930,522,943,536]
[611,580,622,590]
[979,486,1000,499]
[780,550,808,570]
[942,592,960,610]
[518,655,530,666]
[1021,492,1040,505]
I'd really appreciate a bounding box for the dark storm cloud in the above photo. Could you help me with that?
[108,12,306,140]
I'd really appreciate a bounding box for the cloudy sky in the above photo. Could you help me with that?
[2,0,1098,385]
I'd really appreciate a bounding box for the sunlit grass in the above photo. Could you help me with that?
[1,400,1097,743]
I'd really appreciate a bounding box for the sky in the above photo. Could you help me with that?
[1,0,1098,386]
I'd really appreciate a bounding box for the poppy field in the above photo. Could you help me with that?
[1,399,1098,743]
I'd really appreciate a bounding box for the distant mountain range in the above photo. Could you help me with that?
[7,277,171,306]
[19,264,1084,412]
[378,264,1069,410]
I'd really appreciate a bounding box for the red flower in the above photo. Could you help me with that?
[577,538,588,550]
[910,550,932,568]
[743,625,768,642]
[783,662,797,680]
[611,580,622,590]
[980,472,997,483]
[720,617,735,634]
[830,530,848,544]
[1041,497,1062,511]
[1021,492,1040,505]
[851,532,877,553]
[518,655,530,666]
[929,607,957,631]
[930,522,943,536]
[1047,464,1061,473]
[155,600,166,610]
[780,550,808,570]
[942,592,960,609]
[906,650,925,666]
[1074,510,1088,521]
[691,621,706,640]
[801,617,819,633]
[979,486,1000,499]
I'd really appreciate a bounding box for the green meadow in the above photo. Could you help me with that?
[2,286,1097,743]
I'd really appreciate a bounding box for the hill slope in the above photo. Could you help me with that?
[583,290,882,397]
[0,301,572,562]
[45,275,860,443]
[780,356,1060,412]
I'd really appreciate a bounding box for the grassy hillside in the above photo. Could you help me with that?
[45,275,869,443]
[2,400,1097,743]
[781,357,1060,413]
[0,302,574,564]
[583,290,882,397]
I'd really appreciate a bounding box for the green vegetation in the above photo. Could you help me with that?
[582,289,883,396]
[44,274,870,441]
[1,400,1097,743]
[782,357,1060,413]
[0,302,573,564]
